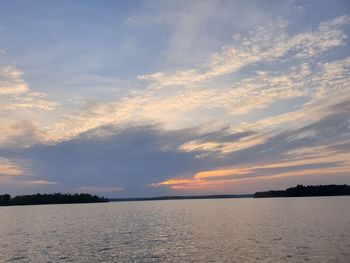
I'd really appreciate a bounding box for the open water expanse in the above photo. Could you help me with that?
[0,196,349,262]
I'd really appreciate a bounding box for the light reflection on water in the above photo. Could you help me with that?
[0,197,349,262]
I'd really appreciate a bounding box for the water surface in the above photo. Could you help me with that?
[0,197,349,262]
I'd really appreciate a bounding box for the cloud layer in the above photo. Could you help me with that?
[0,1,350,196]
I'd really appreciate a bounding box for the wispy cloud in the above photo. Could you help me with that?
[151,154,350,191]
[37,15,350,143]
[151,97,350,191]
[138,16,349,88]
[24,180,58,185]
[0,157,23,176]
[0,65,29,95]
[0,64,58,148]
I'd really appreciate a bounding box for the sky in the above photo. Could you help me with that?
[0,0,350,197]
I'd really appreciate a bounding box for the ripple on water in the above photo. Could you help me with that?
[0,197,349,262]
[7,256,27,262]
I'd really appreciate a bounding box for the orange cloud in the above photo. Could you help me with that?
[151,178,196,187]
[150,152,350,191]
[194,169,251,179]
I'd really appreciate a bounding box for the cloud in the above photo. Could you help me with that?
[1,8,350,195]
[0,125,203,196]
[178,133,266,156]
[1,96,349,195]
[0,62,59,148]
[125,0,264,64]
[151,97,350,191]
[327,140,350,154]
[0,157,23,176]
[24,180,58,185]
[41,15,350,142]
[0,64,58,111]
[138,16,350,88]
[0,65,29,95]
[48,53,349,141]
[4,99,58,111]
[0,120,46,149]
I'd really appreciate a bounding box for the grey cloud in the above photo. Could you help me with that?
[1,98,350,196]
[183,98,350,175]
[215,98,350,174]
[196,129,256,143]
[1,125,209,196]
[327,141,350,153]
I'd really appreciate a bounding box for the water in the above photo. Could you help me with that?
[0,197,349,262]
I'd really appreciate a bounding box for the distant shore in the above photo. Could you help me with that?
[110,185,350,202]
[253,184,350,198]
[0,193,108,206]
[109,194,252,202]
[1,184,349,206]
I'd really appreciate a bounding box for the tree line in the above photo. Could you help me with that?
[0,193,108,206]
[254,184,350,198]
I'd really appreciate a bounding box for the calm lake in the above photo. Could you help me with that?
[0,197,349,262]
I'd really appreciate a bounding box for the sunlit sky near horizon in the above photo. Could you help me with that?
[1,0,350,197]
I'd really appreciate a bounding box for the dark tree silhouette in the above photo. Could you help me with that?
[0,193,108,206]
[0,194,11,205]
[254,184,350,198]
